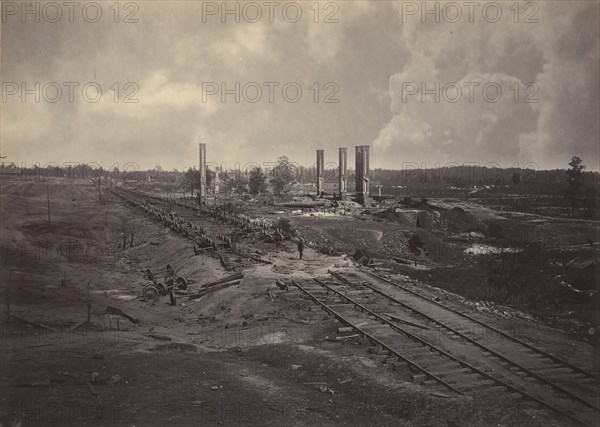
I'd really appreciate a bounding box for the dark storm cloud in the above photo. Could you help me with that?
[1,1,598,171]
[376,1,599,170]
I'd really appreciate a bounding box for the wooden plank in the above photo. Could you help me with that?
[149,334,172,341]
[214,250,229,269]
[248,255,273,265]
[105,306,140,324]
[200,273,244,289]
[69,320,88,332]
[188,281,241,300]
[9,314,57,332]
[334,334,358,341]
[383,312,428,330]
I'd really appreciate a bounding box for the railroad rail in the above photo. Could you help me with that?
[291,277,597,426]
[291,280,463,395]
[108,187,234,264]
[362,269,596,379]
[328,271,600,412]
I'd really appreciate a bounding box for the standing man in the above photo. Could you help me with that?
[297,238,304,260]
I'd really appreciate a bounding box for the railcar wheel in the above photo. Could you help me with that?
[176,277,188,290]
[143,284,160,302]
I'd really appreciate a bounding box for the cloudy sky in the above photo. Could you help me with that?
[1,1,598,172]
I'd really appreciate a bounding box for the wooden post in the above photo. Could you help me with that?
[46,183,51,223]
[130,232,134,248]
[122,234,127,250]
[86,280,91,323]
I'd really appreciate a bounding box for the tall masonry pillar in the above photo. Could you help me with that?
[316,149,324,197]
[338,147,347,200]
[199,143,207,205]
[355,145,370,206]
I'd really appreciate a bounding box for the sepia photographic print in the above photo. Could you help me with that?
[1,1,599,426]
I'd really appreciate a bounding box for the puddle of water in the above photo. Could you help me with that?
[560,281,596,295]
[301,211,344,217]
[91,289,138,301]
[464,244,521,255]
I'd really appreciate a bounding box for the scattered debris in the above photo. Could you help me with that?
[109,374,122,384]
[105,306,140,324]
[352,249,371,266]
[248,255,273,265]
[188,280,241,301]
[149,334,172,341]
[431,392,451,398]
[275,280,289,291]
[334,334,359,341]
[200,273,244,289]
[214,250,229,269]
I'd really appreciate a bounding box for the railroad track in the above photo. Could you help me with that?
[349,271,599,403]
[117,187,269,232]
[290,273,600,426]
[108,187,278,267]
[111,187,598,424]
[108,187,234,263]
[359,270,597,380]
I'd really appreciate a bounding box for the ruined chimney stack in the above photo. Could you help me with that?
[355,145,370,206]
[338,147,347,200]
[316,149,324,197]
[199,143,207,205]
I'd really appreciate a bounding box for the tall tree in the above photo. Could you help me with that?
[270,156,296,195]
[565,156,586,213]
[206,169,215,188]
[182,167,215,195]
[249,167,268,196]
[223,174,248,194]
[182,167,199,195]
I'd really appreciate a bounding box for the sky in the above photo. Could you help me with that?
[1,1,599,172]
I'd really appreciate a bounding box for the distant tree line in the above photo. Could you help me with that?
[4,159,598,208]
[565,156,599,218]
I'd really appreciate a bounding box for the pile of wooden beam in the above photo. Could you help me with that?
[187,272,244,300]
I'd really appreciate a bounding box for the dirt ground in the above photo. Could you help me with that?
[1,180,598,426]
